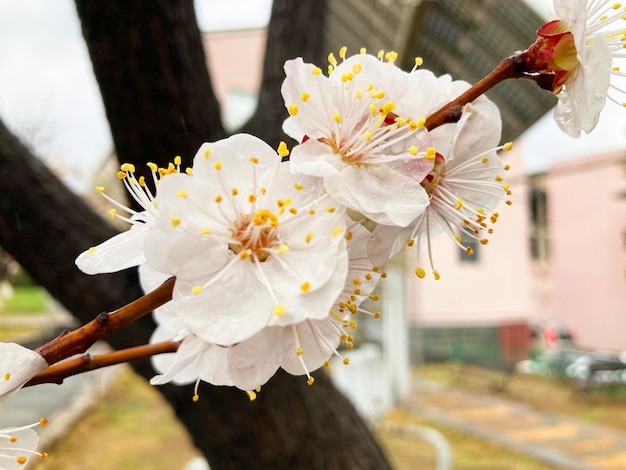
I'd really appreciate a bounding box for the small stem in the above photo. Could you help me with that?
[424,52,527,131]
[35,276,176,365]
[25,341,180,386]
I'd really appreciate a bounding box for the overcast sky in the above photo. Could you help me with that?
[0,0,621,192]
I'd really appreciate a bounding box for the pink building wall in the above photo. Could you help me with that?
[546,152,626,350]
[202,29,266,106]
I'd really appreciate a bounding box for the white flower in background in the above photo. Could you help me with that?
[146,223,383,391]
[0,418,48,469]
[370,88,512,279]
[76,158,187,274]
[144,134,348,346]
[0,343,48,404]
[282,48,439,227]
[528,0,626,136]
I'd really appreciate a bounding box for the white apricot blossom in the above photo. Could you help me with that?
[146,223,383,391]
[282,49,439,227]
[0,418,48,469]
[530,0,625,136]
[143,134,348,346]
[0,343,48,405]
[370,83,511,279]
[75,159,186,274]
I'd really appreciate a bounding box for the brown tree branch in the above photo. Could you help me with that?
[27,341,179,386]
[35,277,175,365]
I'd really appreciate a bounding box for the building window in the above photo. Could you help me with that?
[529,180,550,260]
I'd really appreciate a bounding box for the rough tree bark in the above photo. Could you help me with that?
[0,0,391,468]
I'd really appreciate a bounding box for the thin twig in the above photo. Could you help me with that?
[35,276,175,365]
[26,340,180,386]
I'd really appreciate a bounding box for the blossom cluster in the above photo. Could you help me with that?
[75,47,513,395]
[67,0,621,400]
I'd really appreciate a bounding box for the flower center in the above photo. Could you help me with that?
[420,153,446,195]
[229,210,279,262]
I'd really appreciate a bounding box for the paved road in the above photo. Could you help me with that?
[409,379,626,469]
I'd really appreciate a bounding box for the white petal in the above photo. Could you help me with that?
[0,343,48,404]
[75,223,150,274]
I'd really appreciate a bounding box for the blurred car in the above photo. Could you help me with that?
[516,322,626,388]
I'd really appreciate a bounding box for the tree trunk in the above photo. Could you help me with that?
[239,0,327,149]
[0,0,392,467]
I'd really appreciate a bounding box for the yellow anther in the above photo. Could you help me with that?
[506,200,513,206]
[300,92,310,102]
[17,457,27,465]
[613,2,621,9]
[346,231,353,241]
[362,131,372,141]
[117,171,126,179]
[369,103,378,116]
[247,390,257,401]
[274,305,285,317]
[248,194,256,203]
[466,247,474,255]
[377,49,384,59]
[249,157,259,164]
[278,244,289,254]
[171,217,181,227]
[495,175,503,182]
[369,294,380,301]
[415,267,426,278]
[352,63,362,74]
[341,72,353,82]
[332,113,341,123]
[425,147,437,160]
[192,285,203,295]
[215,195,223,203]
[374,312,381,319]
[138,176,146,187]
[288,104,298,116]
[349,320,357,329]
[239,250,250,260]
[146,162,158,172]
[455,199,463,210]
[306,233,313,243]
[120,163,135,173]
[356,89,363,99]
[372,266,380,272]
[231,188,238,196]
[204,149,211,159]
[328,52,337,66]
[365,273,372,280]
[95,186,104,192]
[326,207,336,213]
[199,228,212,235]
[86,247,96,255]
[480,239,489,245]
[384,51,398,63]
[415,56,424,66]
[300,282,311,293]
[296,347,304,356]
[503,182,510,192]
[331,227,343,236]
[408,145,419,156]
[406,239,415,247]
[174,155,182,166]
[312,66,322,75]
[108,209,117,218]
[214,161,222,170]
[339,46,347,59]
[503,141,513,151]
[504,164,511,171]
[277,141,290,157]
[343,358,350,365]
[481,157,489,163]
[433,270,441,280]
[176,190,188,198]
[289,208,298,215]
[455,235,462,243]
[307,376,315,385]
[359,47,366,54]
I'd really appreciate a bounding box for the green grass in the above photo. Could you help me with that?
[2,286,48,315]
